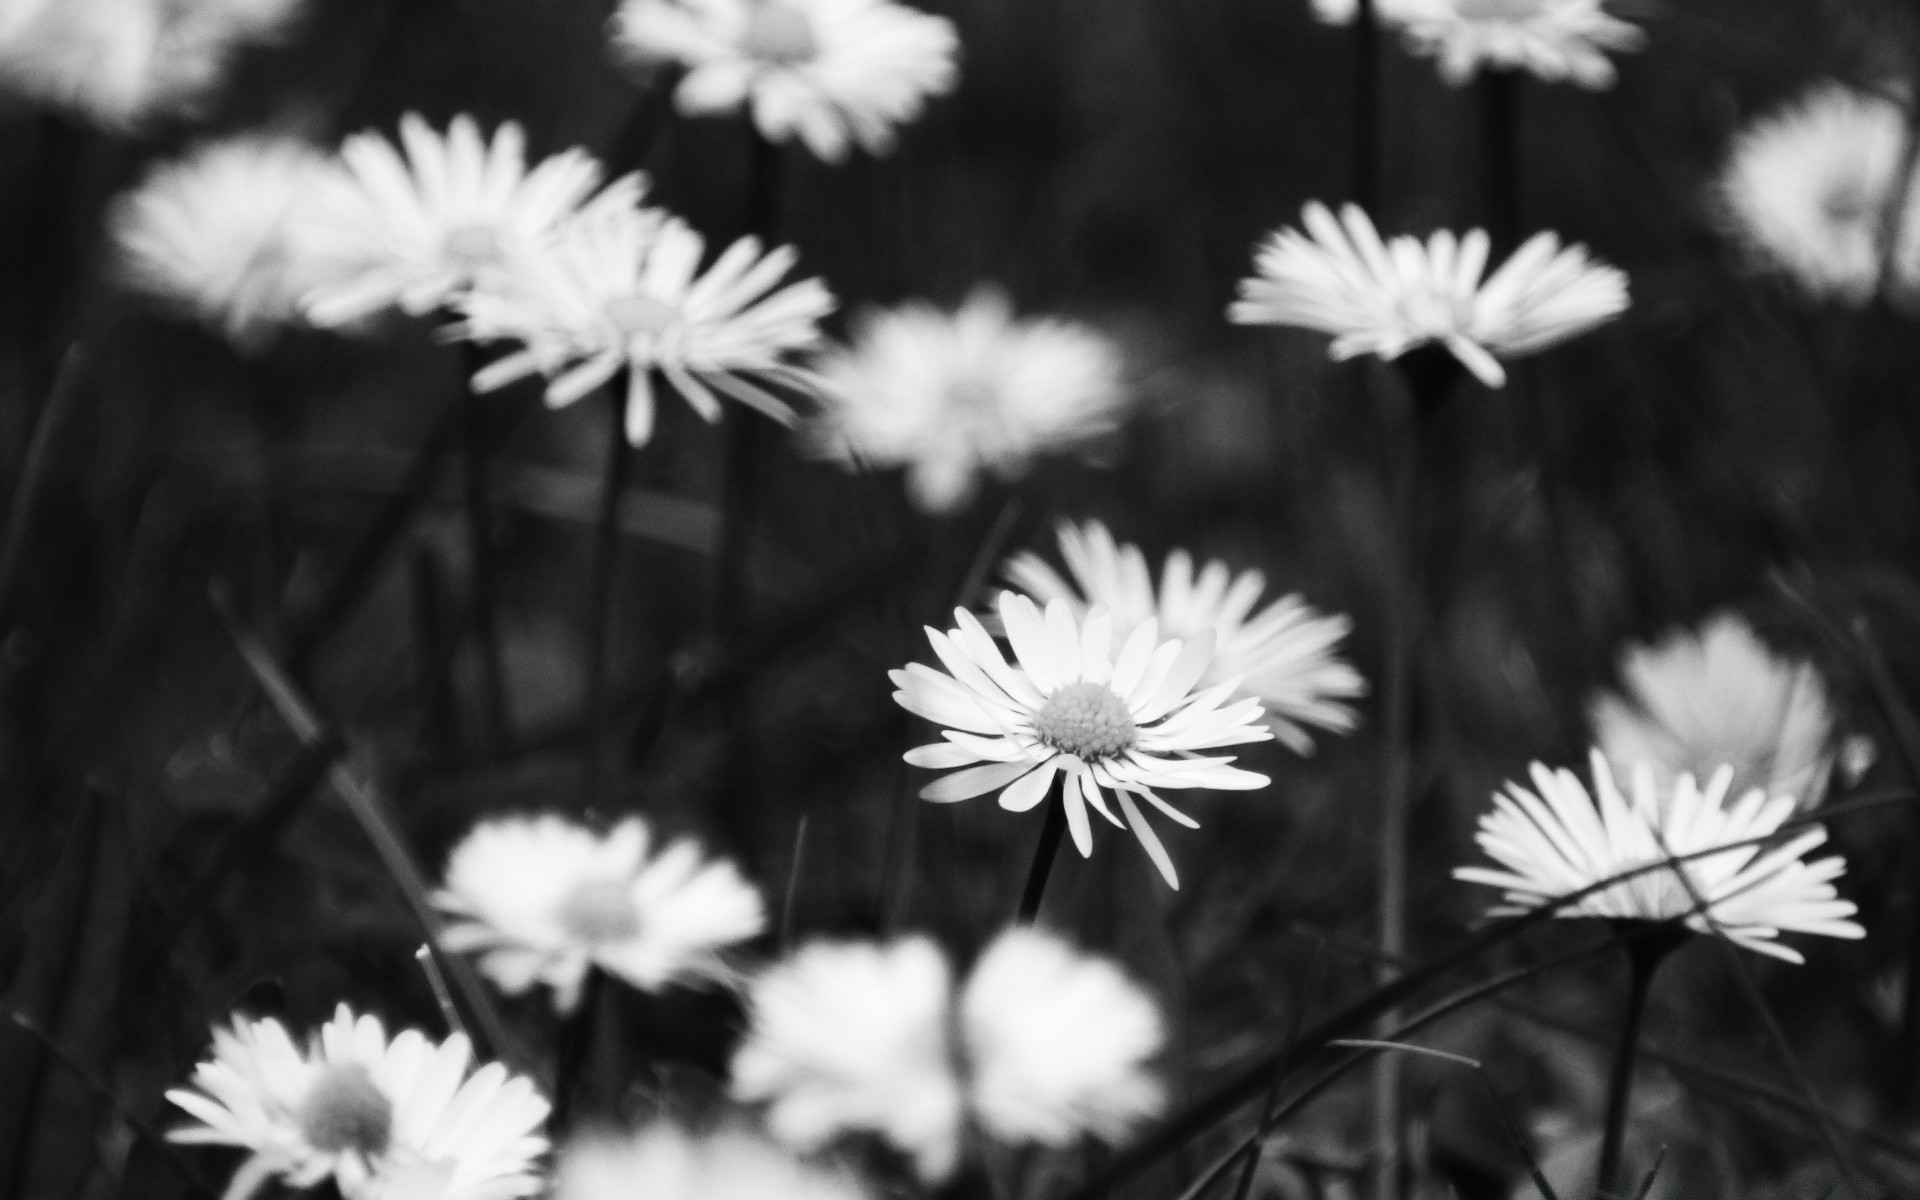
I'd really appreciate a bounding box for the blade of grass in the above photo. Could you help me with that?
[0,342,87,627]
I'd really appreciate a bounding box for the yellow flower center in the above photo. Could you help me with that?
[1821,179,1876,228]
[1033,681,1137,761]
[1452,0,1545,20]
[558,879,644,944]
[440,224,502,271]
[299,1065,393,1158]
[739,3,819,65]
[605,294,678,338]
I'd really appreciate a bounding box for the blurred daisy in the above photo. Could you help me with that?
[1304,0,1418,26]
[297,113,637,328]
[112,135,338,351]
[809,287,1130,513]
[1390,0,1644,89]
[453,204,835,446]
[731,928,1162,1181]
[1591,612,1840,811]
[558,1123,872,1200]
[1455,752,1864,962]
[1003,520,1365,754]
[167,1003,549,1200]
[610,0,959,162]
[435,814,765,1012]
[1717,83,1920,308]
[1230,201,1629,388]
[890,590,1271,889]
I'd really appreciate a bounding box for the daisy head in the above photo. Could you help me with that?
[557,1123,873,1200]
[889,590,1271,889]
[167,1003,549,1200]
[610,0,959,163]
[1591,612,1841,812]
[1231,201,1630,390]
[1003,520,1366,754]
[434,813,766,1012]
[731,928,1163,1182]
[1716,83,1920,308]
[1455,752,1865,962]
[453,203,836,447]
[295,113,637,329]
[1389,0,1645,89]
[809,287,1131,514]
[1303,0,1418,27]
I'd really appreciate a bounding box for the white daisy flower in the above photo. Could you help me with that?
[1389,0,1644,89]
[609,0,959,163]
[434,814,766,1013]
[1455,752,1865,962]
[1230,201,1630,389]
[296,113,638,329]
[1302,0,1419,26]
[166,1003,549,1200]
[557,1123,872,1200]
[1591,612,1841,812]
[111,135,340,350]
[808,287,1131,514]
[1003,520,1366,755]
[1716,83,1920,308]
[890,590,1272,889]
[731,928,1163,1182]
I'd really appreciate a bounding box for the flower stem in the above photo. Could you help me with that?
[1016,777,1068,924]
[553,967,605,1132]
[1480,68,1520,255]
[462,378,512,759]
[584,384,635,806]
[1595,931,1678,1198]
[1351,0,1379,210]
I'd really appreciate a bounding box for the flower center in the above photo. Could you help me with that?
[1033,681,1137,761]
[605,294,678,338]
[1452,0,1544,20]
[298,1065,393,1158]
[1821,179,1877,229]
[739,3,818,65]
[557,878,644,944]
[440,224,502,271]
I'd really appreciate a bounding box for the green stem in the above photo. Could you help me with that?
[585,385,635,805]
[1016,778,1068,924]
[1595,929,1679,1197]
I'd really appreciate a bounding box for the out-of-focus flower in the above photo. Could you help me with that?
[890,590,1270,888]
[610,0,959,163]
[1389,0,1644,89]
[1716,83,1920,308]
[167,1004,549,1200]
[111,135,339,350]
[1230,201,1629,388]
[1003,521,1365,754]
[452,204,834,446]
[0,0,306,127]
[296,114,636,329]
[731,928,1162,1181]
[557,1123,872,1200]
[1303,0,1418,27]
[435,814,765,1012]
[1591,612,1840,811]
[1454,752,1864,962]
[809,288,1130,513]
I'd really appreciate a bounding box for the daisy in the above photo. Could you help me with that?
[890,590,1271,889]
[111,135,340,350]
[434,814,766,1012]
[1389,0,1644,90]
[1230,201,1629,389]
[1455,752,1865,962]
[609,0,959,163]
[1716,83,1920,308]
[1303,0,1419,26]
[808,287,1131,513]
[1591,612,1841,812]
[731,928,1163,1181]
[1003,520,1366,754]
[451,203,835,446]
[558,1123,873,1200]
[167,1003,549,1200]
[296,113,638,329]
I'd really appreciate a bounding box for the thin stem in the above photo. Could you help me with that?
[462,382,511,758]
[780,813,810,948]
[1595,932,1677,1197]
[553,968,605,1132]
[1352,0,1379,210]
[1016,779,1069,924]
[585,386,636,806]
[1481,69,1520,255]
[0,342,86,629]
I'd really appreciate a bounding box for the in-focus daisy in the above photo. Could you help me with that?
[112,135,340,350]
[296,114,637,329]
[558,1123,872,1200]
[452,202,835,446]
[167,1003,549,1200]
[731,928,1163,1181]
[890,590,1271,888]
[1716,83,1920,308]
[1003,520,1365,754]
[808,287,1130,513]
[1591,612,1841,812]
[1390,0,1644,89]
[1231,201,1629,389]
[435,813,766,1012]
[610,0,959,163]
[1455,751,1864,962]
